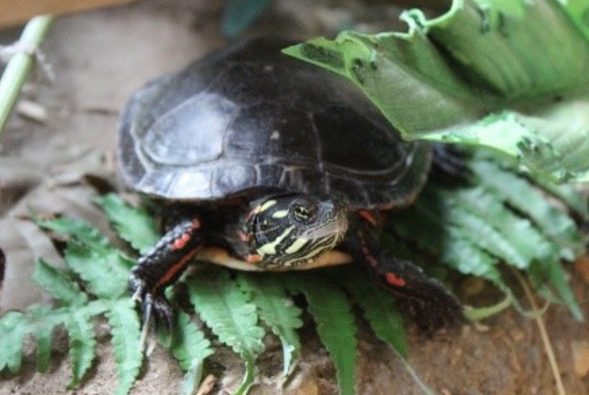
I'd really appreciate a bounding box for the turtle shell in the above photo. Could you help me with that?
[118,38,431,209]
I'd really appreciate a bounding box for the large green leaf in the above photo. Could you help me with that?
[284,0,589,183]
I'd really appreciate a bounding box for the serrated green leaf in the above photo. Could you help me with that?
[33,259,87,306]
[34,326,52,372]
[391,191,503,282]
[33,215,110,252]
[237,273,303,376]
[187,270,265,395]
[472,159,583,260]
[440,187,557,269]
[169,312,214,371]
[105,299,142,395]
[29,305,54,373]
[96,194,160,254]
[0,305,64,374]
[187,270,265,360]
[529,259,583,321]
[164,312,214,395]
[335,267,407,357]
[65,309,98,388]
[0,311,28,373]
[64,242,133,299]
[288,273,356,395]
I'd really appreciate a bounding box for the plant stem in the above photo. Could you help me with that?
[515,270,567,395]
[0,15,53,140]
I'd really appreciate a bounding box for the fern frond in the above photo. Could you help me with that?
[237,272,303,376]
[441,187,558,268]
[333,266,407,357]
[65,309,98,388]
[29,305,54,373]
[288,273,357,395]
[33,215,110,252]
[0,307,60,373]
[472,160,583,259]
[64,242,132,300]
[33,259,87,306]
[96,194,159,254]
[105,298,143,395]
[167,312,214,395]
[186,270,265,395]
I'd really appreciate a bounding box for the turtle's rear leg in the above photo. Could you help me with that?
[130,214,204,333]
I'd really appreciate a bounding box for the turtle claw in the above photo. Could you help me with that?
[130,273,174,342]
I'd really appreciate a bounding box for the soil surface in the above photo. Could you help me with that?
[1,1,589,395]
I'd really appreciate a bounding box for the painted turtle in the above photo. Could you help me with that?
[118,38,463,331]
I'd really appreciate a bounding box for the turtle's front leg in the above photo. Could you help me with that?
[129,215,204,330]
[343,212,464,331]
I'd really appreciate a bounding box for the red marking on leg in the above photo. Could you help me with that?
[246,254,263,264]
[156,249,199,288]
[172,233,191,250]
[171,219,201,250]
[239,232,251,242]
[386,272,406,287]
[358,210,378,227]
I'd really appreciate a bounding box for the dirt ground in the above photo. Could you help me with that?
[1,1,589,394]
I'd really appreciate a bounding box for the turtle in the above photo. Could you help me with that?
[118,38,463,331]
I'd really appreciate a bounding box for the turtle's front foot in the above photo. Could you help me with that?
[129,271,174,333]
[128,215,204,337]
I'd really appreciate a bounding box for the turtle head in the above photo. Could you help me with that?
[244,193,349,268]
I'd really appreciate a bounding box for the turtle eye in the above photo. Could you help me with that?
[290,200,318,224]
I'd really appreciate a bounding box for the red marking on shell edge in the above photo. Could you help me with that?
[386,272,406,287]
[172,233,191,250]
[246,254,263,264]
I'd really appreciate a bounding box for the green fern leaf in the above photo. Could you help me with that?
[29,305,54,373]
[0,306,62,373]
[334,267,407,357]
[187,270,265,359]
[96,194,160,254]
[0,312,27,372]
[237,273,303,376]
[168,312,214,370]
[33,259,87,306]
[105,299,143,395]
[33,215,110,252]
[391,193,503,281]
[165,312,214,395]
[65,309,98,388]
[530,259,583,321]
[288,273,357,395]
[64,242,132,300]
[472,159,584,259]
[440,187,556,269]
[186,270,265,395]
